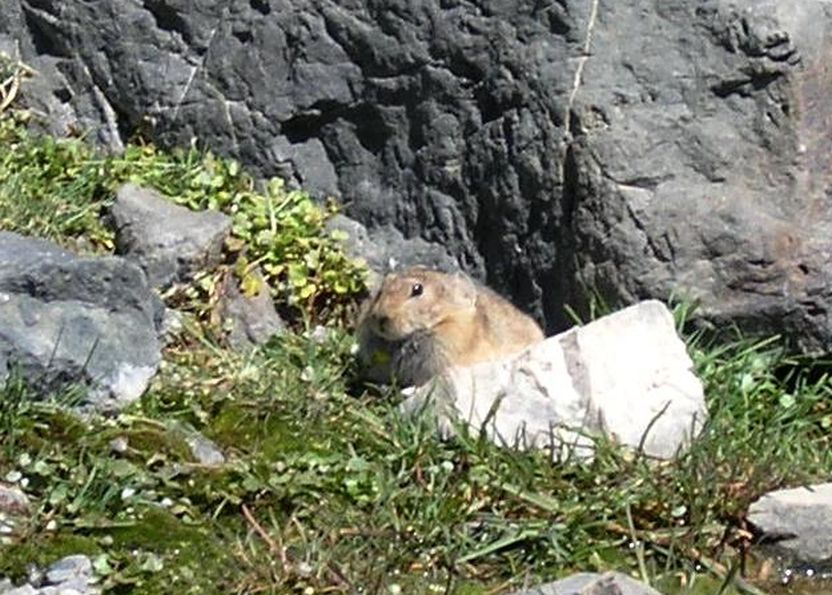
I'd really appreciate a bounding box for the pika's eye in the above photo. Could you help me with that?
[410,283,423,297]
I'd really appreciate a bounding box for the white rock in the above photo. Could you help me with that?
[0,483,30,515]
[510,571,663,595]
[748,482,832,562]
[403,300,706,459]
[1,586,37,595]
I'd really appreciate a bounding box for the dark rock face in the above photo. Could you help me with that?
[0,232,163,410]
[326,214,462,283]
[4,0,832,350]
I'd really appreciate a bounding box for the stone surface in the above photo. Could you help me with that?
[748,482,832,563]
[44,556,92,589]
[5,1,832,351]
[1,585,37,595]
[0,484,30,515]
[326,215,461,285]
[0,232,163,410]
[510,571,663,595]
[0,485,27,544]
[403,300,706,459]
[216,268,286,351]
[183,431,226,467]
[0,555,98,595]
[160,308,185,345]
[108,183,232,289]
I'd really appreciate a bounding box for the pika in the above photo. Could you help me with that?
[356,266,544,386]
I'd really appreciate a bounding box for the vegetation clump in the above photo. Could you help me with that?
[0,108,367,325]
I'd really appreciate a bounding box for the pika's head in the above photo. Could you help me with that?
[363,267,477,341]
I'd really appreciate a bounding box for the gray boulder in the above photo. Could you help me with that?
[108,183,232,289]
[510,572,663,595]
[0,232,162,410]
[748,482,832,563]
[403,300,706,460]
[6,1,832,351]
[0,555,98,595]
[216,267,285,351]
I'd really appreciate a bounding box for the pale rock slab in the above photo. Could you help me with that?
[509,571,663,595]
[0,555,98,595]
[403,300,706,460]
[748,482,832,563]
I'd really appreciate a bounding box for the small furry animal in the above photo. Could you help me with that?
[356,266,544,386]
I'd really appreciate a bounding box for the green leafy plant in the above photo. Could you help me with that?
[0,114,368,324]
[111,144,368,320]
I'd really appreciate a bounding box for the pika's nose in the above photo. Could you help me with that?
[375,314,390,332]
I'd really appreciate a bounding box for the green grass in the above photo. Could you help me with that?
[2,320,831,593]
[1,96,832,594]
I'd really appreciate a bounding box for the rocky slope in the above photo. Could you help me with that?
[3,0,832,350]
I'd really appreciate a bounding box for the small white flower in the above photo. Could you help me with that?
[110,437,129,453]
[310,325,329,343]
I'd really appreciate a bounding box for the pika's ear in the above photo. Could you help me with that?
[445,271,477,309]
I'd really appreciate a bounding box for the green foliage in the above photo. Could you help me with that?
[0,114,367,323]
[108,144,368,318]
[0,113,114,250]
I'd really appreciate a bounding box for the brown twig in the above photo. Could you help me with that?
[604,521,768,595]
[241,504,352,592]
[0,57,35,113]
[241,503,288,570]
[0,73,21,112]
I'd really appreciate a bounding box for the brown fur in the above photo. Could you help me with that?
[356,267,544,386]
